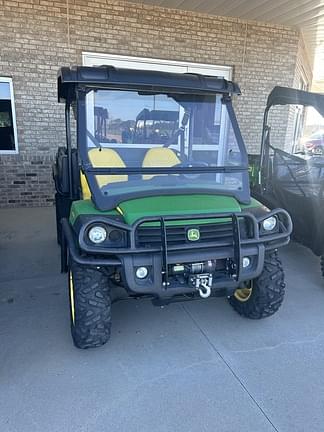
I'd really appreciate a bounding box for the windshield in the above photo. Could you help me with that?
[80,89,248,208]
[267,104,324,158]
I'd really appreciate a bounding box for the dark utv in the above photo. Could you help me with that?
[252,86,324,275]
[54,66,292,349]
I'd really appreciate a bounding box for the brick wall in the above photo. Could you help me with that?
[0,0,306,207]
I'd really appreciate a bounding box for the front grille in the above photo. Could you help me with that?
[136,221,235,248]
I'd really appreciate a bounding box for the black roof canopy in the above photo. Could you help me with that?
[58,66,241,102]
[267,86,324,117]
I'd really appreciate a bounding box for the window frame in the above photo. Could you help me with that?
[77,86,249,211]
[0,77,18,155]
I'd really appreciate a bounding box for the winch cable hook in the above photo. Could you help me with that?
[197,281,211,299]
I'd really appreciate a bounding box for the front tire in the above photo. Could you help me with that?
[321,255,324,278]
[228,250,285,319]
[69,263,112,349]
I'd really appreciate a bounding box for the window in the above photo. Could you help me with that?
[83,88,246,205]
[86,89,243,168]
[0,78,18,154]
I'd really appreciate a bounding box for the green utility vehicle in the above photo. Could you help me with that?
[54,67,292,349]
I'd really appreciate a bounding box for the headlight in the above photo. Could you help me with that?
[135,267,148,279]
[242,257,251,268]
[262,216,277,232]
[88,226,107,244]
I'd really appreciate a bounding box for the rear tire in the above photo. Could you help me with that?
[321,255,324,278]
[69,263,112,349]
[228,250,285,319]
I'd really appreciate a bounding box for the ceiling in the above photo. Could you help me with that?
[132,0,324,91]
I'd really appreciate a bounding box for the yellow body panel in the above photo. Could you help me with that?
[80,172,91,200]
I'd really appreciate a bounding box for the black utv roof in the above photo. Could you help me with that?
[267,86,324,117]
[58,66,241,102]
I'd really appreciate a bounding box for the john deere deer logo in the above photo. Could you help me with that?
[187,228,200,242]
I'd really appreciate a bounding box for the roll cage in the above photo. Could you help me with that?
[58,66,249,210]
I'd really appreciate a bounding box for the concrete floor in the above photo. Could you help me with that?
[0,207,324,432]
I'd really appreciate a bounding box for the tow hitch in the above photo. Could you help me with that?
[190,274,213,298]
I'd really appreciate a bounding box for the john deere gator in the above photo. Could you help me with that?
[53,66,292,349]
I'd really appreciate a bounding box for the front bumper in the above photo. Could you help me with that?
[61,209,292,299]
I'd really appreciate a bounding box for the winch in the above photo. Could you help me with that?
[170,260,215,298]
[170,260,216,276]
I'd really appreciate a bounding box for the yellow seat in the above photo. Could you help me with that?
[81,148,128,199]
[142,147,181,180]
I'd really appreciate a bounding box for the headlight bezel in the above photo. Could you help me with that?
[81,220,129,249]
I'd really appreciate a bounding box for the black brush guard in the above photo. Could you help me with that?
[61,209,292,298]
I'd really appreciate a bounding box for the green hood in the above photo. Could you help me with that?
[70,195,261,226]
[117,194,241,225]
